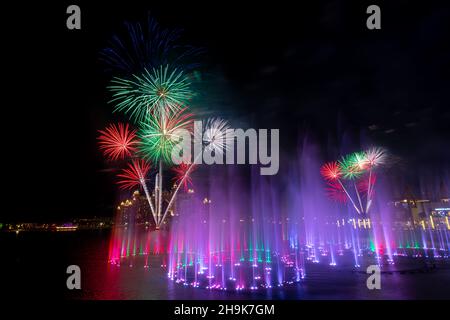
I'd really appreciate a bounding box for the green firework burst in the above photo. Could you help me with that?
[109,65,194,123]
[339,152,367,180]
[138,108,193,163]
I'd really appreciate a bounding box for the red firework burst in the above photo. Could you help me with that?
[164,106,194,133]
[325,181,348,203]
[98,123,139,160]
[172,162,196,191]
[117,159,151,190]
[357,174,377,195]
[320,161,342,181]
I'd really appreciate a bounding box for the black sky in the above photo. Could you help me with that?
[2,1,450,222]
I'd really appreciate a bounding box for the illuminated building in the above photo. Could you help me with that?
[392,198,450,230]
[115,189,177,229]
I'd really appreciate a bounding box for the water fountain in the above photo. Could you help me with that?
[107,137,449,291]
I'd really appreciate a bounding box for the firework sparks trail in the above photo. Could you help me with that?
[364,147,386,212]
[338,179,361,214]
[141,177,158,225]
[158,159,197,228]
[137,107,193,227]
[158,118,230,227]
[117,159,151,189]
[339,152,368,213]
[173,163,196,191]
[353,180,364,214]
[358,174,377,213]
[157,160,163,227]
[117,159,157,224]
[357,174,377,194]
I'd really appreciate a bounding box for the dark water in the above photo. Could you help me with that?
[3,231,450,300]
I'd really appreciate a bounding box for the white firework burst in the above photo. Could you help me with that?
[196,118,233,155]
[365,147,387,168]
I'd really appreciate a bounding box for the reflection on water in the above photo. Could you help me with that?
[4,231,450,300]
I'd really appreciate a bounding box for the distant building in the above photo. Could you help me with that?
[391,198,450,230]
[115,188,181,229]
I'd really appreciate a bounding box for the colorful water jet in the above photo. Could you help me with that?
[166,167,306,290]
[107,141,449,292]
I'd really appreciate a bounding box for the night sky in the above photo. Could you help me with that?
[3,1,450,222]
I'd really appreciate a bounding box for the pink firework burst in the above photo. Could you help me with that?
[357,174,377,194]
[172,162,196,191]
[325,181,348,203]
[117,159,151,190]
[320,161,343,181]
[98,123,139,160]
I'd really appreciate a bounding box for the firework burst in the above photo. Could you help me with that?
[320,161,342,181]
[196,118,232,155]
[365,147,387,168]
[138,108,193,163]
[325,181,348,203]
[339,152,367,180]
[97,123,138,160]
[358,174,377,194]
[109,65,194,123]
[172,162,196,191]
[100,15,202,75]
[352,151,369,170]
[117,159,151,190]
